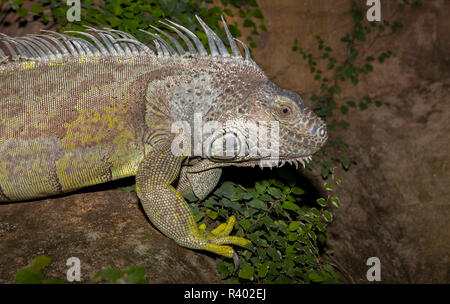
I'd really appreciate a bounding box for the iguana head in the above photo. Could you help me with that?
[204,79,327,169]
[156,16,329,168]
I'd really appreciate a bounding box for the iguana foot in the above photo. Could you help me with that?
[197,216,251,259]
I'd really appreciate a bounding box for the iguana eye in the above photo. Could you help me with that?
[280,105,292,116]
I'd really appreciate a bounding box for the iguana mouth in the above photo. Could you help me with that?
[278,156,314,169]
[234,155,314,169]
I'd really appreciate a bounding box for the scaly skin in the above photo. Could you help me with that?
[0,17,327,260]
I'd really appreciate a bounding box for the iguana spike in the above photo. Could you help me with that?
[1,39,22,60]
[64,38,85,56]
[74,37,98,56]
[100,32,126,56]
[165,19,207,55]
[22,36,57,60]
[153,39,164,56]
[114,38,155,56]
[149,25,186,55]
[139,30,176,56]
[65,31,109,55]
[195,15,219,56]
[40,31,78,57]
[28,35,63,60]
[103,30,133,56]
[14,39,41,59]
[0,47,6,61]
[0,37,19,60]
[82,27,118,56]
[234,38,251,61]
[198,15,230,57]
[159,20,197,54]
[37,34,70,57]
[221,15,241,58]
[105,28,140,55]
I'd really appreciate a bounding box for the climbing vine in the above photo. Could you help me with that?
[292,0,424,179]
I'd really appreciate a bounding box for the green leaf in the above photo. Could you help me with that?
[219,182,237,200]
[206,209,218,220]
[42,278,68,284]
[308,271,325,282]
[341,157,350,169]
[31,5,43,15]
[14,268,44,284]
[291,186,305,195]
[267,248,281,261]
[217,261,232,280]
[238,265,254,280]
[243,19,256,28]
[31,255,52,272]
[281,201,299,211]
[288,221,301,231]
[257,263,270,278]
[354,29,366,41]
[16,7,27,17]
[317,198,328,207]
[122,184,136,193]
[239,218,251,231]
[346,100,356,108]
[95,268,122,283]
[259,193,273,202]
[123,266,147,284]
[224,8,233,16]
[271,179,284,188]
[255,181,269,194]
[248,199,267,211]
[106,16,122,27]
[331,196,341,207]
[267,187,282,199]
[352,9,364,23]
[251,9,264,19]
[322,210,333,222]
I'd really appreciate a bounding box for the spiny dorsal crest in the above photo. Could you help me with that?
[0,15,258,69]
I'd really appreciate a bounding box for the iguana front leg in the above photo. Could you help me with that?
[177,163,222,200]
[136,143,249,258]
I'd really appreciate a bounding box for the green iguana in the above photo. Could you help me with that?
[0,16,327,262]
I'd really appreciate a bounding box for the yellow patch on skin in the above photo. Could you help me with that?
[20,61,36,71]
[108,129,142,179]
[55,149,111,192]
[0,138,61,200]
[61,102,128,150]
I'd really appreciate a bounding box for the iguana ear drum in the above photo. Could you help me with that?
[206,132,242,161]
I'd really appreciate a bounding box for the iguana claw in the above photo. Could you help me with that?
[233,251,239,270]
[200,216,251,258]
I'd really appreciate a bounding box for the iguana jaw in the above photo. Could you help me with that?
[207,155,315,170]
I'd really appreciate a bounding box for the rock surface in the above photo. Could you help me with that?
[0,180,222,283]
